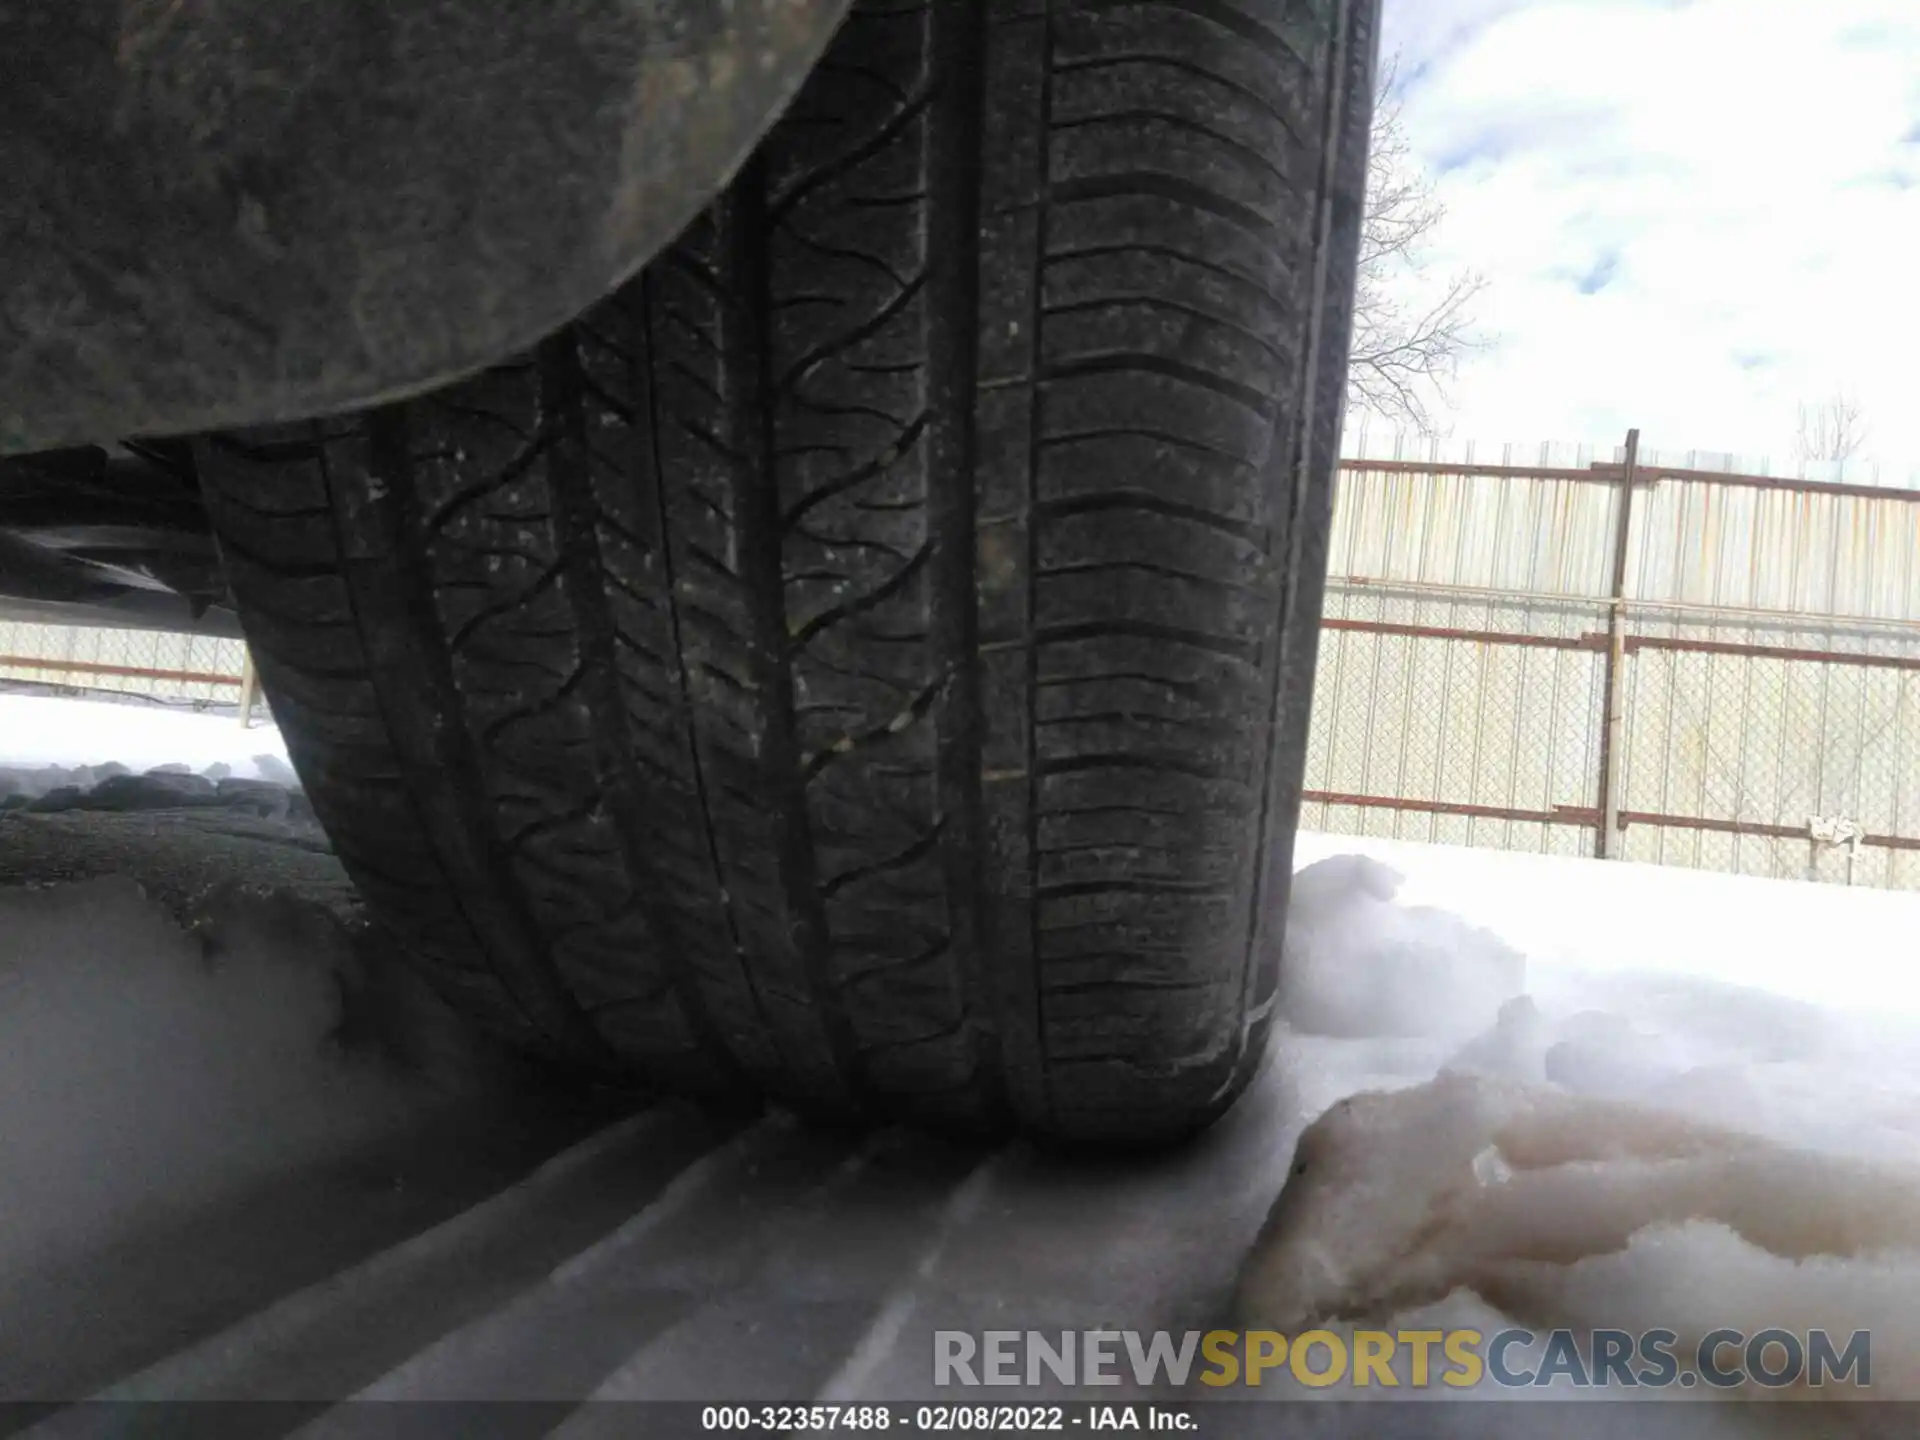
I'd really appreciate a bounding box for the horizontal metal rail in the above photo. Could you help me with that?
[1319,617,1606,652]
[1303,790,1596,828]
[1616,811,1920,854]
[1336,458,1611,483]
[1337,456,1920,504]
[1328,574,1920,637]
[1321,615,1920,671]
[1622,633,1920,672]
[0,653,243,687]
[1302,790,1920,854]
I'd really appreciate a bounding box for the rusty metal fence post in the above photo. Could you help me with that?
[1595,429,1640,858]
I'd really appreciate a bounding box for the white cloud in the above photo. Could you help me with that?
[1372,0,1920,475]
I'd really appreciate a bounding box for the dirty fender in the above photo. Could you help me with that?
[0,0,853,453]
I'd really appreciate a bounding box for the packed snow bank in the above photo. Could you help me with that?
[1280,852,1527,1040]
[1290,831,1920,1020]
[0,879,464,1287]
[1238,1075,1920,1395]
[1241,839,1920,1401]
[0,691,294,799]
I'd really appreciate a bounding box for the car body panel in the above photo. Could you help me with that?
[0,0,852,454]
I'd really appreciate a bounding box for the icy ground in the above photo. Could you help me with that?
[1249,835,1920,1411]
[2,693,1918,1429]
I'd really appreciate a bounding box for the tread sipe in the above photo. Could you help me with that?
[198,0,1376,1145]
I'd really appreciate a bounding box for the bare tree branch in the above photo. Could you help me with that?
[1347,58,1488,435]
[1792,394,1869,468]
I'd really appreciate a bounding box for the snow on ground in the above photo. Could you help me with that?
[1291,831,1920,1021]
[1,677,1915,1415]
[1246,834,1920,1404]
[0,880,471,1290]
[0,690,295,797]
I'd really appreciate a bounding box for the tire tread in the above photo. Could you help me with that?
[200,0,1374,1144]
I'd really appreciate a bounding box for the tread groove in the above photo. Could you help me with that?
[923,0,1005,1124]
[1021,0,1059,1128]
[634,270,791,1082]
[1050,172,1274,241]
[334,410,616,1067]
[724,164,875,1108]
[538,328,755,1090]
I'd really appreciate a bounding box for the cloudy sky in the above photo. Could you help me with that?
[1372,0,1919,473]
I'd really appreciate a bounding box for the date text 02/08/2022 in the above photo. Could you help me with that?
[699,1404,1193,1432]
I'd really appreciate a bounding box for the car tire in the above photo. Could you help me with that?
[196,0,1375,1146]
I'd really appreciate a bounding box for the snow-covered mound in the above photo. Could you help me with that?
[1241,837,1920,1404]
[1238,1074,1920,1390]
[0,880,479,1289]
[1281,854,1526,1039]
[0,691,296,802]
[1,766,311,820]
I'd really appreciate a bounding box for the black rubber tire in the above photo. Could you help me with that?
[197,0,1375,1146]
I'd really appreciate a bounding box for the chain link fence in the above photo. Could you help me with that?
[1305,579,1607,860]
[1618,625,1920,889]
[1302,438,1920,890]
[0,617,250,708]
